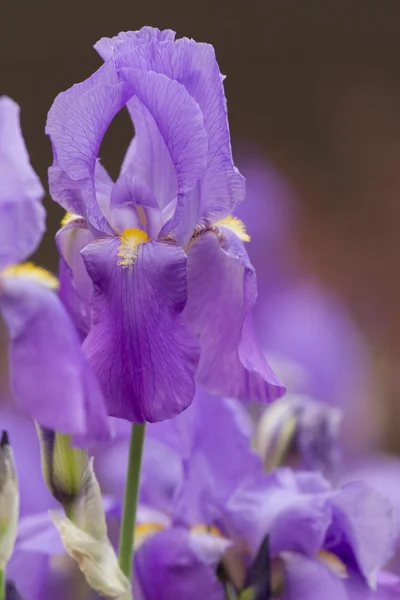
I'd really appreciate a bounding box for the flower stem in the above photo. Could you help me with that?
[0,568,5,600]
[118,422,146,581]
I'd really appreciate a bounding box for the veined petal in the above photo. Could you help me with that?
[101,31,244,233]
[135,528,225,600]
[46,61,130,233]
[81,237,200,422]
[185,230,285,403]
[0,97,45,269]
[116,65,208,243]
[0,275,111,443]
[119,37,245,220]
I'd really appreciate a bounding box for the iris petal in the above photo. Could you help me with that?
[185,229,285,403]
[82,237,200,422]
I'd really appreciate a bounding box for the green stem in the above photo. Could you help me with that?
[0,567,5,600]
[118,423,146,581]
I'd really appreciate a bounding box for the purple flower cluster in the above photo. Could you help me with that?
[0,24,399,600]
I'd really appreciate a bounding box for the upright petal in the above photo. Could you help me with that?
[135,528,225,600]
[0,97,45,269]
[185,230,285,403]
[116,65,208,243]
[46,61,130,233]
[100,31,245,223]
[82,237,200,422]
[0,275,110,443]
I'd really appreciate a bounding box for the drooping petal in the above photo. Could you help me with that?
[185,229,285,403]
[327,482,397,586]
[81,237,200,422]
[0,97,45,269]
[280,553,348,600]
[135,528,225,600]
[56,218,94,339]
[0,275,111,443]
[46,61,130,233]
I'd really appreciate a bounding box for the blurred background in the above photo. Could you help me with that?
[2,0,400,451]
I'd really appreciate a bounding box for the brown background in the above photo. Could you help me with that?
[2,0,400,445]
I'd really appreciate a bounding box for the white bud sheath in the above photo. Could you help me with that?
[0,431,19,568]
[51,458,131,600]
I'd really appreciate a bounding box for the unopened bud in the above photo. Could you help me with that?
[51,459,131,600]
[0,431,18,569]
[36,426,87,515]
[255,394,342,480]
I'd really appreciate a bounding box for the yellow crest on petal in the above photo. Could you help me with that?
[60,212,82,227]
[191,524,223,537]
[117,228,150,268]
[317,550,348,579]
[1,263,59,290]
[214,215,250,242]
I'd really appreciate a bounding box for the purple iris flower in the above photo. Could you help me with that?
[93,389,400,600]
[0,97,110,442]
[46,26,284,423]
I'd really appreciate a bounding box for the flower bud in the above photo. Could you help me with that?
[51,458,131,600]
[36,426,87,515]
[255,394,342,480]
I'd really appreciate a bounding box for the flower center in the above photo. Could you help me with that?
[1,263,59,290]
[117,228,150,268]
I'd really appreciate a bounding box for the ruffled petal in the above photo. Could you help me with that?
[0,97,45,269]
[46,61,129,233]
[81,237,200,422]
[0,275,111,443]
[135,528,225,600]
[98,30,244,227]
[95,27,176,61]
[115,65,208,243]
[185,230,285,403]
